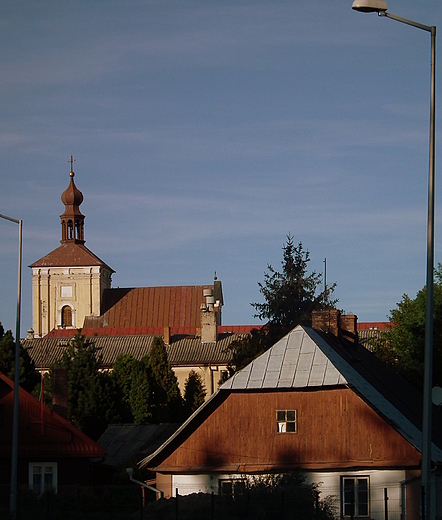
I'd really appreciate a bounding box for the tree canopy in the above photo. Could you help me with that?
[225,235,336,373]
[370,263,442,390]
[112,337,184,424]
[59,332,120,439]
[0,323,39,393]
[183,370,206,416]
[252,235,333,330]
[147,336,183,422]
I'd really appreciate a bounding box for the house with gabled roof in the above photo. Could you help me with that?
[0,373,106,495]
[139,310,442,519]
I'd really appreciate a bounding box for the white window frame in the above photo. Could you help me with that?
[342,475,369,518]
[58,303,75,328]
[276,409,297,433]
[29,462,58,495]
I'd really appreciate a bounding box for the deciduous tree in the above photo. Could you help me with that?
[370,263,442,390]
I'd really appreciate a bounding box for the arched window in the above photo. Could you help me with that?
[67,220,73,240]
[61,306,72,327]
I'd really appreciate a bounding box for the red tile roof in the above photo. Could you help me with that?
[45,324,262,339]
[0,373,106,458]
[30,242,114,272]
[357,321,390,330]
[84,285,219,330]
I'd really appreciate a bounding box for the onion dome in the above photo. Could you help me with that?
[61,170,84,207]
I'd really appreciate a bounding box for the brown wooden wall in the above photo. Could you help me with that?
[154,388,421,473]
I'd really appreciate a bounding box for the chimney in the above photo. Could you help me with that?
[312,309,358,346]
[52,366,68,419]
[164,327,171,345]
[201,288,218,343]
[340,314,358,345]
[312,309,340,337]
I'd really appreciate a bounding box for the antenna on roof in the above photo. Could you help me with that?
[323,258,327,305]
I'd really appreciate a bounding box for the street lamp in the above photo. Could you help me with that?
[352,2,436,519]
[0,213,23,520]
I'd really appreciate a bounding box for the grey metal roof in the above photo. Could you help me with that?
[221,327,347,390]
[140,324,442,469]
[23,332,242,369]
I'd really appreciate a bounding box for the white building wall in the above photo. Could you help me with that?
[170,469,407,519]
[305,469,406,520]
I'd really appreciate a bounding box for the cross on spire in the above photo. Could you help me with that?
[68,155,76,177]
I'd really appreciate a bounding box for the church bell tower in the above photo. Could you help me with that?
[30,157,114,337]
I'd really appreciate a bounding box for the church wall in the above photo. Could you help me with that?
[32,266,109,337]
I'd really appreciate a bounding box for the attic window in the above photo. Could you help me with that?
[276,410,296,433]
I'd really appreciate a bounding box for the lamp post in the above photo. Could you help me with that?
[352,2,436,518]
[0,213,23,520]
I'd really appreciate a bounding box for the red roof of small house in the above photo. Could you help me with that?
[0,373,106,459]
[357,321,390,331]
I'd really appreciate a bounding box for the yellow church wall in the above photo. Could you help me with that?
[32,266,112,337]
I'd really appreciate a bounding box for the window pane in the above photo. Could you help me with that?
[233,480,246,496]
[287,410,296,422]
[33,473,42,494]
[220,481,233,497]
[276,410,286,422]
[44,472,54,492]
[277,422,287,433]
[286,421,296,432]
[343,479,355,517]
[358,479,368,516]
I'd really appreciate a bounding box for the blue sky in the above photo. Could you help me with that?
[1,0,442,336]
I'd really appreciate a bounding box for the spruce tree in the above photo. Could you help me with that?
[60,332,119,439]
[184,370,206,416]
[147,337,183,422]
[225,235,337,373]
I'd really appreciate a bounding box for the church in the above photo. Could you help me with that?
[27,159,253,395]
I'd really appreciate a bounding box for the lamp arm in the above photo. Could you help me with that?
[381,12,432,33]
